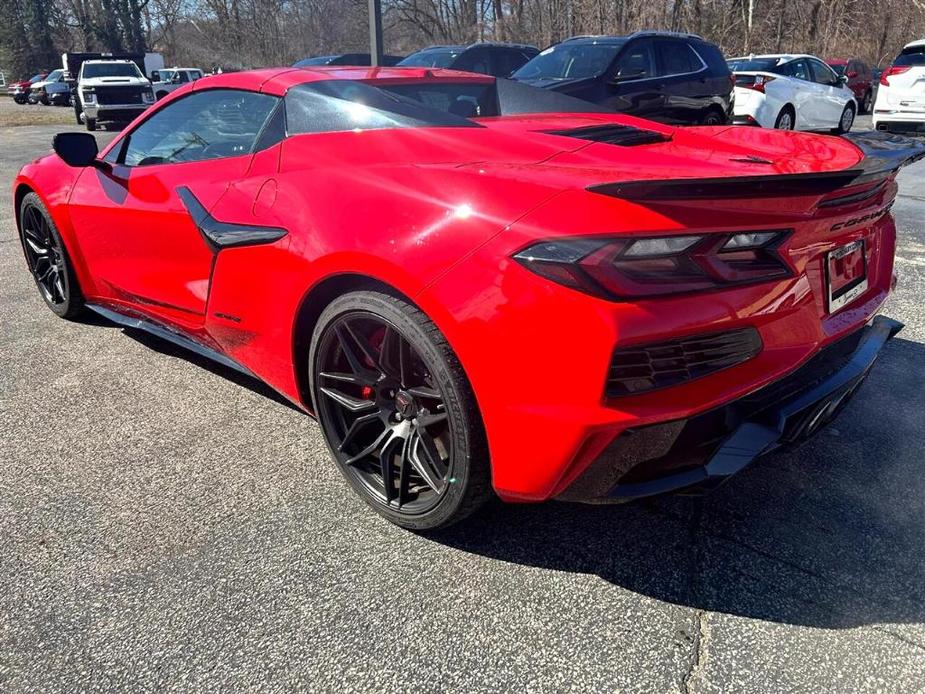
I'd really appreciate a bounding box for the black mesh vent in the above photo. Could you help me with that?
[544,124,670,146]
[607,327,762,397]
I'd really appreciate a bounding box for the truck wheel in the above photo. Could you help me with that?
[85,118,97,132]
[73,98,82,124]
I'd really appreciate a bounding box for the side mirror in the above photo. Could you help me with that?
[53,132,100,168]
[837,75,849,86]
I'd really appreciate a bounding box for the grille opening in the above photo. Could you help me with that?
[607,327,762,397]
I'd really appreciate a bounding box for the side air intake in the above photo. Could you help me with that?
[544,124,670,147]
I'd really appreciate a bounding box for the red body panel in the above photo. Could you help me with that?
[13,67,900,502]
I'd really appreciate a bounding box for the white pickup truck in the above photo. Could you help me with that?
[151,68,204,99]
[75,59,156,131]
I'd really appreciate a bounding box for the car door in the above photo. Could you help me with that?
[808,58,847,126]
[775,58,819,129]
[652,38,708,124]
[605,38,665,119]
[67,88,281,328]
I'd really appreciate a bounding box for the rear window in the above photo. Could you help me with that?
[285,80,484,134]
[283,78,609,135]
[895,47,925,67]
[726,57,781,72]
[656,40,703,75]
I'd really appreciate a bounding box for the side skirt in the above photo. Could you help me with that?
[86,303,256,378]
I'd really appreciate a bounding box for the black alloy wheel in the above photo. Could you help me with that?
[18,193,84,318]
[310,291,490,529]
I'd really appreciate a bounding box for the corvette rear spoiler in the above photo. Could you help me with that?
[588,131,925,201]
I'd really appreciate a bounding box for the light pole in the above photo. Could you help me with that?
[369,0,384,66]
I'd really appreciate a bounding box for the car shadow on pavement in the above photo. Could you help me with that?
[427,337,925,630]
[77,313,303,412]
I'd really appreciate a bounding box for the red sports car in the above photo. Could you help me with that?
[14,67,923,529]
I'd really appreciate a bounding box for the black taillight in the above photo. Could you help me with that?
[607,327,762,396]
[513,231,791,300]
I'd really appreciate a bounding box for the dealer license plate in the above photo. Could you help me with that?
[827,240,867,313]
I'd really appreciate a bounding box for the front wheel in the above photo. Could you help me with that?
[309,291,491,530]
[834,104,855,134]
[18,192,85,319]
[861,90,873,114]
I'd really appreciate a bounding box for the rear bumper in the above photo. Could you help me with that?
[873,113,925,133]
[557,315,903,503]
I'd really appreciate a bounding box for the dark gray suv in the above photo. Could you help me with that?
[512,32,733,125]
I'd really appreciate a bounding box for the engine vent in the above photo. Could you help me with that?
[544,124,670,147]
[607,327,762,397]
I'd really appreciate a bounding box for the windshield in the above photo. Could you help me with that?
[28,73,46,83]
[42,69,62,82]
[726,57,782,72]
[895,47,925,67]
[828,63,846,75]
[512,42,624,81]
[398,50,461,68]
[82,62,143,79]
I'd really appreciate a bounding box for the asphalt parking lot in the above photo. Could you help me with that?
[2,106,924,692]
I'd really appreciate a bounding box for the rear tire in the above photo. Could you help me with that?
[18,192,86,320]
[85,118,97,131]
[833,103,855,134]
[309,290,491,530]
[701,107,726,126]
[860,90,873,114]
[774,106,795,130]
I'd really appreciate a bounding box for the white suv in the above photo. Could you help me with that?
[874,39,925,134]
[77,59,155,131]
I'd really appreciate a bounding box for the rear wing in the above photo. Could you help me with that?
[589,131,925,201]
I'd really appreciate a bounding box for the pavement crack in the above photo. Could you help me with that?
[871,626,925,654]
[680,500,711,694]
[683,610,711,694]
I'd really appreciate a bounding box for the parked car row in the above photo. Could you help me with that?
[291,33,889,133]
[6,52,206,131]
[9,35,924,135]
